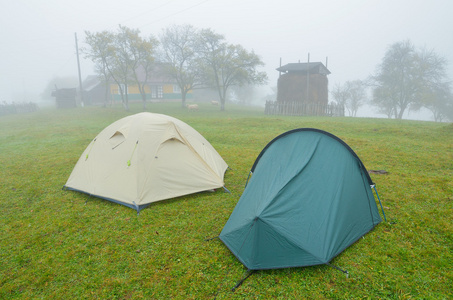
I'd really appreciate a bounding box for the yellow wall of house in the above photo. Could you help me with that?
[110,84,151,94]
[128,85,140,94]
[110,85,119,94]
[163,85,172,93]
[110,84,192,95]
[163,84,193,94]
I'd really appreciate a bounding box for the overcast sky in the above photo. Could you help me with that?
[1,0,452,119]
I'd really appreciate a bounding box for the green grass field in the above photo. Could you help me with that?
[1,102,452,299]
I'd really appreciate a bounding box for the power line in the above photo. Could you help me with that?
[118,0,178,26]
[138,0,211,29]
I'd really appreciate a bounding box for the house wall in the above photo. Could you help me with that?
[127,85,151,94]
[53,88,77,108]
[277,73,328,105]
[83,85,107,106]
[109,84,192,101]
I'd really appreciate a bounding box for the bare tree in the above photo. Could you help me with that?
[331,83,349,109]
[331,81,365,117]
[345,80,366,117]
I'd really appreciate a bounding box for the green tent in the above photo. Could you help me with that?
[219,128,383,271]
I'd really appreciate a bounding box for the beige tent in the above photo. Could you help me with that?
[64,112,228,212]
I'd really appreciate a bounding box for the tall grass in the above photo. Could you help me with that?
[1,103,451,299]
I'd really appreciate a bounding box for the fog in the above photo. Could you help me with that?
[1,0,452,120]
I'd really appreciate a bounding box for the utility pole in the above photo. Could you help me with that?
[75,32,84,107]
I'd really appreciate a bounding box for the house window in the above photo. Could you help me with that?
[151,86,163,98]
[173,85,181,93]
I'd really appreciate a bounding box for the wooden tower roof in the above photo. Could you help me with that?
[276,62,331,75]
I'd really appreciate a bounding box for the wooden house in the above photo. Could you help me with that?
[82,75,107,106]
[276,62,330,105]
[51,88,77,108]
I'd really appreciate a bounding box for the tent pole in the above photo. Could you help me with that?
[245,171,252,188]
[373,185,387,222]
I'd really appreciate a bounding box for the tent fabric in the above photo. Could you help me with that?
[64,112,228,212]
[219,128,381,270]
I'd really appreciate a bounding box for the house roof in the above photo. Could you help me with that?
[135,63,175,84]
[81,63,176,91]
[276,62,331,75]
[82,75,102,91]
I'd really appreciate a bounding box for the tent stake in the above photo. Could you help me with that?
[372,185,387,222]
[232,270,255,292]
[326,263,349,278]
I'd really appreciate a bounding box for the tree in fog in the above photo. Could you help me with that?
[159,24,203,108]
[85,26,158,110]
[430,83,453,122]
[345,80,366,117]
[371,41,415,118]
[331,81,365,117]
[419,81,453,122]
[83,30,115,107]
[230,84,258,105]
[444,99,453,122]
[117,26,158,110]
[371,40,451,119]
[112,25,141,110]
[135,36,158,109]
[197,29,267,110]
[414,49,453,122]
[262,86,278,103]
[331,83,349,110]
[84,26,267,111]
